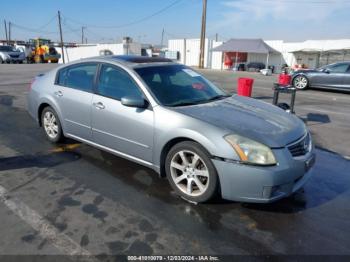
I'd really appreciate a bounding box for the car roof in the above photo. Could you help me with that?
[110,55,173,64]
[60,55,177,70]
[107,55,178,69]
[60,55,178,68]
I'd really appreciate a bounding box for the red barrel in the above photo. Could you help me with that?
[237,78,254,97]
[278,74,291,85]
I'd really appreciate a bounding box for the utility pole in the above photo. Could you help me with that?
[58,11,65,64]
[8,22,11,44]
[199,0,207,68]
[4,20,8,45]
[81,26,85,44]
[161,28,165,47]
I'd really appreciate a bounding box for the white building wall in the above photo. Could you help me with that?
[56,43,141,63]
[168,39,185,64]
[185,39,200,66]
[168,38,213,68]
[211,41,224,70]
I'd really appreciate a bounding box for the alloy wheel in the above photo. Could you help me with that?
[170,150,209,197]
[293,76,308,89]
[43,111,59,139]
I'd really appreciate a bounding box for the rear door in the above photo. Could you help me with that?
[91,63,154,163]
[54,63,98,140]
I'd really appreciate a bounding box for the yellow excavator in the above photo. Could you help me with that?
[28,38,61,63]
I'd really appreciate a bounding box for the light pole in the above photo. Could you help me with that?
[199,0,207,68]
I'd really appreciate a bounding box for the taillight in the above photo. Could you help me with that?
[29,78,36,91]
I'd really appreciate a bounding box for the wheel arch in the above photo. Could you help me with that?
[159,137,212,178]
[37,99,64,130]
[38,103,51,126]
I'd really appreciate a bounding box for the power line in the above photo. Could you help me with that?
[62,0,183,29]
[11,23,58,34]
[36,14,58,31]
[10,14,59,37]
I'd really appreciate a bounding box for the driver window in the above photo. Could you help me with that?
[97,64,143,100]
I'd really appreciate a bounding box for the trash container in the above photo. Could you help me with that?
[260,69,272,76]
[278,73,292,85]
[237,78,254,97]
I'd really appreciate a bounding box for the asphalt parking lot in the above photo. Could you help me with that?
[0,64,349,259]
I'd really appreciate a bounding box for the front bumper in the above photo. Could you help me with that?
[213,147,315,203]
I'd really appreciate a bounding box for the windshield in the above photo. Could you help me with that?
[0,46,16,52]
[135,65,228,106]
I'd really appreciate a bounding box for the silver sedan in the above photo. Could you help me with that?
[27,56,315,203]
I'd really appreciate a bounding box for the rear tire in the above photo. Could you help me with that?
[293,75,308,90]
[165,141,219,203]
[41,106,64,143]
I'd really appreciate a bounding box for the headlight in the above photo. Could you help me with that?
[224,134,277,165]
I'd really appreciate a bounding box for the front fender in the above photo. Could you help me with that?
[152,106,239,168]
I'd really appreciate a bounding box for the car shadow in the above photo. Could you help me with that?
[0,151,81,172]
[310,87,350,95]
[66,142,350,216]
[0,94,15,107]
[300,112,331,126]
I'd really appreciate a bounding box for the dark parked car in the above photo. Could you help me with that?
[247,62,265,72]
[292,62,350,91]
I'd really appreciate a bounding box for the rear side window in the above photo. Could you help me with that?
[57,68,68,86]
[56,63,97,92]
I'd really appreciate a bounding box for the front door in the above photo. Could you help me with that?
[91,63,154,163]
[312,63,349,88]
[341,65,350,90]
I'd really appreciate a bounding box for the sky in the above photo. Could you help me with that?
[1,0,350,44]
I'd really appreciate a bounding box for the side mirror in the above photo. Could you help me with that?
[323,68,330,74]
[121,96,147,108]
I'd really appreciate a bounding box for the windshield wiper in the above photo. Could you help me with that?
[206,94,230,102]
[171,101,202,107]
[170,95,230,107]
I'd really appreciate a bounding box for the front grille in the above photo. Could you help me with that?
[288,133,311,157]
[10,54,19,58]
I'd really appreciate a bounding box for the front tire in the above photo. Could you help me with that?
[293,75,308,90]
[41,107,64,143]
[165,141,219,203]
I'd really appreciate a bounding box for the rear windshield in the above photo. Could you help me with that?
[135,65,228,106]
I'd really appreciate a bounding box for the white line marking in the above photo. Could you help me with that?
[0,184,95,259]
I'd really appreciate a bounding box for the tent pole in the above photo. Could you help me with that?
[266,52,269,69]
[235,52,238,70]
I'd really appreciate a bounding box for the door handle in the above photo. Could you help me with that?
[54,91,63,97]
[93,102,105,110]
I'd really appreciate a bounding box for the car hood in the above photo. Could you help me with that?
[171,95,306,148]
